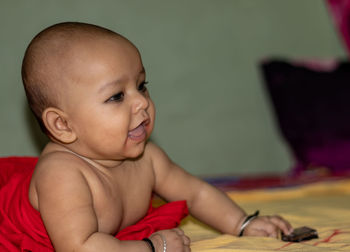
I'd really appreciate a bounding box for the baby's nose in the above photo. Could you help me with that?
[132,92,149,113]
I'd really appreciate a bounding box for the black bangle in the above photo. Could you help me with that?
[239,210,260,237]
[142,238,155,252]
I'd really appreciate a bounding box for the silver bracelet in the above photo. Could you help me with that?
[239,210,259,236]
[152,233,167,252]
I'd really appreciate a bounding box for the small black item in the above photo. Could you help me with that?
[281,226,318,242]
[142,238,155,252]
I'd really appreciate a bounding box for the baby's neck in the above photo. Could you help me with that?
[42,142,126,169]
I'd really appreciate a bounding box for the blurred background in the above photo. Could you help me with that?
[0,0,346,176]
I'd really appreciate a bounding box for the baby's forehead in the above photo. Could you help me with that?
[65,35,139,70]
[53,35,141,84]
[41,30,135,74]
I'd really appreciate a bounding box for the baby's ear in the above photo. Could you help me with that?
[42,107,77,144]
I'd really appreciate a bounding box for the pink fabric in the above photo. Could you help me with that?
[261,59,350,175]
[327,0,350,56]
[0,157,188,251]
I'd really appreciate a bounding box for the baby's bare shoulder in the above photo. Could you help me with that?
[29,151,95,211]
[143,141,174,174]
[144,141,170,162]
[33,151,88,181]
[30,150,96,199]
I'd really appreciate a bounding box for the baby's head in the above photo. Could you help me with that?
[22,22,155,159]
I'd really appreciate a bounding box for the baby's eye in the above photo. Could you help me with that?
[107,92,124,102]
[138,81,149,92]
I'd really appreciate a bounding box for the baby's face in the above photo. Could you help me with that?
[59,36,155,161]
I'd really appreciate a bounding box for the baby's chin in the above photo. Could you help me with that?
[124,139,150,159]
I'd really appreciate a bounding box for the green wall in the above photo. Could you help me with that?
[0,0,346,176]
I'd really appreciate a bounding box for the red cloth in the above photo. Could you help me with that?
[0,157,188,251]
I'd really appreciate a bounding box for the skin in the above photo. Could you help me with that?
[27,30,293,252]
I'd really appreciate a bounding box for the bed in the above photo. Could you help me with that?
[177,173,350,251]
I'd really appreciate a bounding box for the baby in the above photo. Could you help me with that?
[20,22,292,251]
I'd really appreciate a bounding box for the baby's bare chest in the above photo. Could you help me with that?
[87,165,154,234]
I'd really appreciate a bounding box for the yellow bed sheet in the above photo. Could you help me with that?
[180,179,350,251]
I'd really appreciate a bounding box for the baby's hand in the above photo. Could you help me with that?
[150,228,191,252]
[243,215,293,238]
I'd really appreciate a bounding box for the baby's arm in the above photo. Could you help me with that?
[149,143,292,237]
[33,154,153,252]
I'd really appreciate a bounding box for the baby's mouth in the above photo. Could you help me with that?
[128,120,148,140]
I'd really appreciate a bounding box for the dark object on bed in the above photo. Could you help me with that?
[281,226,318,242]
[261,60,350,175]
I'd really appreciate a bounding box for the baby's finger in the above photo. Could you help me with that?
[172,228,185,236]
[263,219,279,238]
[269,216,293,235]
[182,234,191,246]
